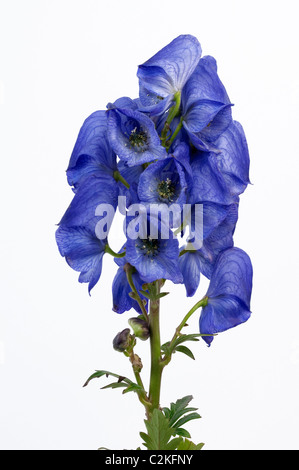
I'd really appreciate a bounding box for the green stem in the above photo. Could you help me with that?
[166,91,181,125]
[161,296,208,367]
[160,91,181,146]
[175,296,208,337]
[113,170,130,189]
[105,244,126,258]
[148,281,162,413]
[166,116,183,149]
[125,264,149,321]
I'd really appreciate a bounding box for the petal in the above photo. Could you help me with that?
[178,250,201,297]
[200,295,251,345]
[198,203,239,278]
[67,111,116,188]
[190,153,239,205]
[182,55,231,112]
[58,176,119,228]
[206,247,253,309]
[184,100,232,133]
[215,120,251,186]
[107,108,167,166]
[138,35,202,95]
[55,225,105,293]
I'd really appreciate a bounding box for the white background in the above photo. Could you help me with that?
[1,0,299,450]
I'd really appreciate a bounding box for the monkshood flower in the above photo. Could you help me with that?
[56,177,119,293]
[58,175,119,228]
[112,250,148,315]
[137,34,202,116]
[200,247,253,345]
[56,225,107,294]
[66,110,117,191]
[125,215,183,284]
[107,106,167,167]
[181,55,233,152]
[189,121,250,205]
[179,203,238,297]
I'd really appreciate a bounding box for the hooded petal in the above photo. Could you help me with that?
[214,120,251,186]
[182,55,231,112]
[58,176,119,228]
[206,247,253,308]
[138,35,202,96]
[67,111,117,189]
[112,267,148,314]
[200,247,253,344]
[55,225,106,294]
[178,250,201,297]
[200,295,251,345]
[107,108,167,166]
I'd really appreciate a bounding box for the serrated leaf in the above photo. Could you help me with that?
[101,382,128,390]
[174,412,201,429]
[165,395,194,426]
[83,370,129,387]
[83,369,142,396]
[175,428,191,438]
[176,438,204,450]
[172,334,202,349]
[174,345,195,360]
[140,409,182,450]
[122,383,144,394]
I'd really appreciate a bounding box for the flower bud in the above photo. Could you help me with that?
[113,328,131,352]
[128,317,150,341]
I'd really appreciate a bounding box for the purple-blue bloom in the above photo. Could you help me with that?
[199,247,253,345]
[107,107,167,167]
[56,225,106,294]
[137,35,202,116]
[189,121,250,205]
[181,55,233,152]
[178,202,238,296]
[125,216,183,284]
[112,252,148,315]
[66,110,117,191]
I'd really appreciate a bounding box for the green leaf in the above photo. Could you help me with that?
[175,428,191,438]
[83,369,142,396]
[162,395,201,441]
[176,438,205,450]
[174,345,195,360]
[122,383,144,394]
[83,370,128,387]
[101,382,128,390]
[174,412,202,429]
[140,409,183,450]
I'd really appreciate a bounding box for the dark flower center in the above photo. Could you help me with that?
[138,238,160,257]
[157,178,176,202]
[129,127,148,150]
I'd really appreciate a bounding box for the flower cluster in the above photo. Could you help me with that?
[56,35,253,345]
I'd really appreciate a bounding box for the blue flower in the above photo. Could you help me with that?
[66,110,117,191]
[137,35,202,116]
[56,176,119,293]
[189,121,250,205]
[112,253,148,314]
[125,216,183,284]
[138,156,187,207]
[58,175,119,228]
[199,247,253,345]
[178,203,238,296]
[107,107,167,166]
[181,56,233,152]
[56,225,106,294]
